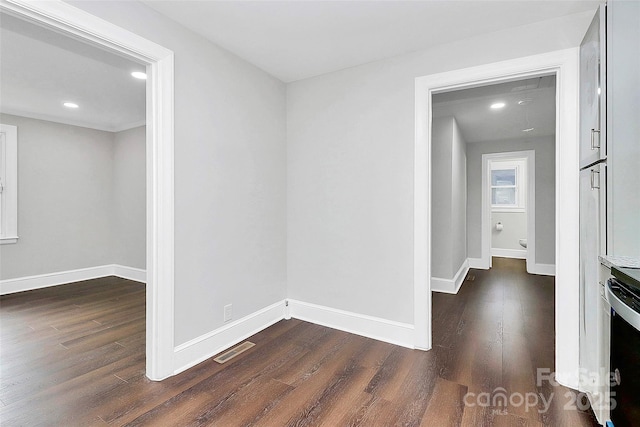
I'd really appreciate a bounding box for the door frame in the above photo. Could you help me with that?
[414,48,580,388]
[482,150,536,272]
[0,0,176,380]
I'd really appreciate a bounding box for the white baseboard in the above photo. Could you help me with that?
[468,257,489,270]
[112,265,146,283]
[431,259,470,294]
[173,300,286,374]
[0,264,147,295]
[287,299,415,349]
[430,277,453,294]
[491,248,527,259]
[528,263,556,276]
[173,298,416,374]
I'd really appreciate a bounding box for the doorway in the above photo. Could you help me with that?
[1,0,175,380]
[429,74,556,294]
[483,151,536,273]
[413,49,581,389]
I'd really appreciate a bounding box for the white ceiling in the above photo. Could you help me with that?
[433,75,557,144]
[0,13,146,132]
[0,1,595,131]
[143,0,599,82]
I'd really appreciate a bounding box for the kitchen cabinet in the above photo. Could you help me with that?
[579,162,605,398]
[606,0,640,257]
[579,4,606,169]
[579,1,640,425]
[579,6,607,408]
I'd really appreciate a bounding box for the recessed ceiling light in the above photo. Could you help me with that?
[522,128,535,132]
[131,71,147,80]
[490,102,506,109]
[63,102,79,109]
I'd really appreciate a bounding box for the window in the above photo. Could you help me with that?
[0,124,18,244]
[490,159,526,212]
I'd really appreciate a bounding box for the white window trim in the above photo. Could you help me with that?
[490,159,527,213]
[0,124,18,244]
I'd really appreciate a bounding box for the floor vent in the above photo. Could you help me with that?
[214,341,255,364]
[466,275,476,281]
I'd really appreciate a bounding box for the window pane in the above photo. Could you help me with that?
[491,168,516,186]
[492,187,516,205]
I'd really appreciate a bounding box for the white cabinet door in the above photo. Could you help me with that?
[580,5,607,169]
[607,0,640,256]
[579,164,604,393]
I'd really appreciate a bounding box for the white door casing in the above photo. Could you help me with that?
[414,48,580,388]
[0,0,176,380]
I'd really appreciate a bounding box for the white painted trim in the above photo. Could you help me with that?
[431,259,470,294]
[1,265,114,295]
[482,151,535,271]
[288,299,415,349]
[0,0,176,381]
[173,299,416,374]
[430,278,454,294]
[0,123,18,241]
[415,48,581,389]
[146,51,175,381]
[0,236,18,245]
[173,300,286,375]
[414,72,431,351]
[528,263,556,276]
[468,257,489,270]
[453,259,470,294]
[0,264,147,295]
[112,265,147,283]
[491,248,527,259]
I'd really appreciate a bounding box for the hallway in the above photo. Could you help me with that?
[432,257,598,425]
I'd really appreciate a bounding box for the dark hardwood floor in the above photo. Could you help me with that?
[0,259,599,426]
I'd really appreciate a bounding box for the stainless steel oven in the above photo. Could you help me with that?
[607,267,640,427]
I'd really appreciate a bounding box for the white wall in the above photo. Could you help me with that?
[431,117,453,279]
[112,126,145,269]
[451,119,468,274]
[68,1,288,346]
[287,13,590,324]
[467,137,556,265]
[0,114,114,279]
[492,211,527,251]
[0,116,146,280]
[431,117,467,280]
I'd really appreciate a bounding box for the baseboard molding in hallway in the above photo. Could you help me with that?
[431,259,470,294]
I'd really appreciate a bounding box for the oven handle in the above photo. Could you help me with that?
[607,282,640,332]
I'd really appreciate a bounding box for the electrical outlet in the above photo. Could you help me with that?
[224,304,232,322]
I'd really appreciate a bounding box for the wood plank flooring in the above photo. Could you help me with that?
[0,259,600,426]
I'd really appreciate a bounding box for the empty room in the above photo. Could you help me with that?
[1,1,638,426]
